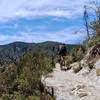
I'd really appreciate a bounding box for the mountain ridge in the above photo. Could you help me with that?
[0,41,78,67]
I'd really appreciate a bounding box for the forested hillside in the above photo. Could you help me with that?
[0,41,77,67]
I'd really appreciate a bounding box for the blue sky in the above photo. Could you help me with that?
[0,0,95,44]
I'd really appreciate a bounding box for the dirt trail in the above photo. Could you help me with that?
[42,63,100,100]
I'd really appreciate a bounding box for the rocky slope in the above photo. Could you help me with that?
[41,44,100,100]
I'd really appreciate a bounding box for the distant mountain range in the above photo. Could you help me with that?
[0,41,78,67]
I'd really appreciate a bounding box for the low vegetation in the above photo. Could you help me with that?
[69,46,85,63]
[86,35,100,48]
[0,49,54,100]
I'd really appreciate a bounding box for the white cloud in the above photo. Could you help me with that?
[0,27,87,45]
[0,0,92,44]
[0,0,91,21]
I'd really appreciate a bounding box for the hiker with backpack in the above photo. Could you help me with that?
[58,44,68,70]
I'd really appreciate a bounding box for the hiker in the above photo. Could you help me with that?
[52,46,55,66]
[58,44,68,69]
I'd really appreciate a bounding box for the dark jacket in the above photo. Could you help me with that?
[58,45,67,56]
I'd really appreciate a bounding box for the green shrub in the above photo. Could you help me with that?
[1,93,13,100]
[27,96,40,100]
[0,49,54,99]
[91,21,100,35]
[86,35,100,48]
[70,46,85,63]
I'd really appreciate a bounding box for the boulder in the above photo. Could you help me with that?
[70,62,82,73]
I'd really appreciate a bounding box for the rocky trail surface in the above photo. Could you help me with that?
[42,61,100,100]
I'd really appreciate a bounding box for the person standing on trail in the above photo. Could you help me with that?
[52,46,55,67]
[58,44,68,69]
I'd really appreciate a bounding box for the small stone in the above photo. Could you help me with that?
[69,91,74,96]
[76,84,85,90]
[70,87,76,91]
[77,89,88,98]
[78,92,88,98]
[96,69,100,76]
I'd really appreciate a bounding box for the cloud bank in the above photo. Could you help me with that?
[0,0,90,20]
[0,0,92,44]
